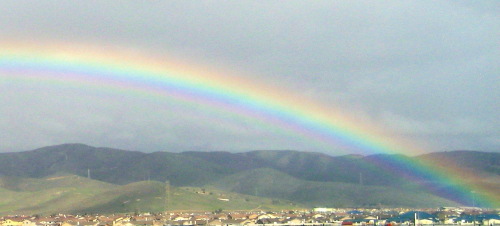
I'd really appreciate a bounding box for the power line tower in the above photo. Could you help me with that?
[165,180,171,213]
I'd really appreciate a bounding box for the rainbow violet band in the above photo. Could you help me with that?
[0,45,497,207]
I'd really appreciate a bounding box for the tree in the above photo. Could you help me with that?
[213,208,223,214]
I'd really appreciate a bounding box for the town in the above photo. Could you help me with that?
[1,207,499,226]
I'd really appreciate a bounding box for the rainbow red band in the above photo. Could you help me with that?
[1,45,497,207]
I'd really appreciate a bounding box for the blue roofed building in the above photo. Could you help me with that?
[386,211,438,225]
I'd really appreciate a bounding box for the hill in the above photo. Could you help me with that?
[0,174,297,215]
[0,174,116,215]
[210,168,458,208]
[0,144,235,186]
[0,143,498,209]
[417,150,500,176]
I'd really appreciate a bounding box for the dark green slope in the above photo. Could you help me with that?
[114,152,235,186]
[4,144,495,188]
[180,151,267,171]
[0,144,144,180]
[0,144,236,186]
[0,144,497,208]
[211,168,459,208]
[209,168,303,199]
[417,151,500,176]
[239,150,407,186]
[184,150,394,185]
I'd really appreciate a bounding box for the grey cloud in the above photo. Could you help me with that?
[0,0,498,154]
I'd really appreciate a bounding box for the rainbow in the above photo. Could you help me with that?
[1,43,498,207]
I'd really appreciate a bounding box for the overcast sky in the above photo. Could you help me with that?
[0,1,498,155]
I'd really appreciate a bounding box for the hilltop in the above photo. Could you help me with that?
[0,143,498,213]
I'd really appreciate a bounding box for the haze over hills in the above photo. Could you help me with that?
[0,143,498,214]
[208,168,456,208]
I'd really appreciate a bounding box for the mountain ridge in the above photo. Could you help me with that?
[0,143,498,208]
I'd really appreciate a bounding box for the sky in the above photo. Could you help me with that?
[0,1,498,155]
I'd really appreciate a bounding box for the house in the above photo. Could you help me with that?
[342,218,374,226]
[34,217,59,226]
[256,218,281,225]
[443,216,457,224]
[311,213,325,219]
[60,222,78,226]
[386,211,437,225]
[247,214,259,220]
[256,214,278,220]
[115,223,134,226]
[453,216,478,225]
[171,215,191,222]
[212,214,228,220]
[456,214,500,226]
[417,219,435,225]
[348,210,364,216]
[207,219,223,226]
[227,214,247,220]
[126,221,154,226]
[20,220,37,226]
[219,219,249,226]
[484,217,500,226]
[192,215,211,221]
[363,216,378,225]
[2,219,24,226]
[174,220,194,226]
[313,208,335,213]
[283,218,305,225]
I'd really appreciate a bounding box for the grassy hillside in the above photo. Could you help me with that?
[0,144,497,208]
[78,181,298,214]
[0,174,299,215]
[211,168,459,208]
[0,174,117,215]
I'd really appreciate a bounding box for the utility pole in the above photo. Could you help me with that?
[472,191,476,226]
[87,168,91,179]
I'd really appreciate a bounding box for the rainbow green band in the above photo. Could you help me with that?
[1,45,498,207]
